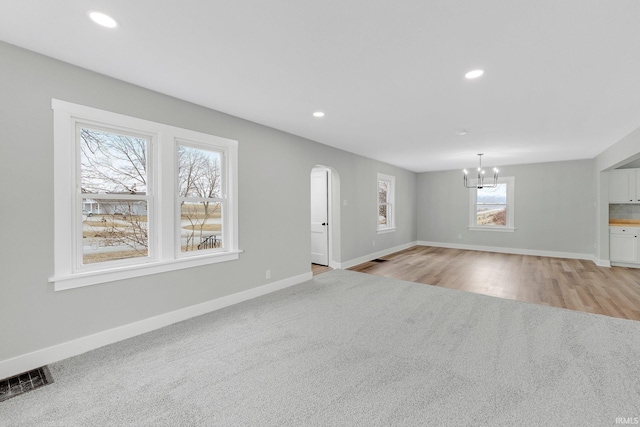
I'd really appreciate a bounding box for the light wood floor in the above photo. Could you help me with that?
[312,263,332,276]
[348,246,640,321]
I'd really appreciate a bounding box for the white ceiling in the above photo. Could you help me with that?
[2,1,640,172]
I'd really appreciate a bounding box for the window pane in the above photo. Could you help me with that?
[80,128,148,194]
[378,180,389,203]
[476,205,507,225]
[82,199,148,264]
[477,183,506,205]
[180,201,223,252]
[379,203,388,226]
[178,145,222,198]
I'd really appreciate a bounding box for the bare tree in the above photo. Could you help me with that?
[491,209,507,226]
[178,145,222,251]
[81,131,223,258]
[378,181,389,225]
[81,128,149,261]
[178,145,221,213]
[80,128,147,194]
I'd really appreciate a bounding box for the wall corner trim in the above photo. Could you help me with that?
[0,271,312,380]
[593,258,611,268]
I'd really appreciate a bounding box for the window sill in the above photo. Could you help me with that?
[50,250,243,291]
[377,227,397,234]
[468,226,515,233]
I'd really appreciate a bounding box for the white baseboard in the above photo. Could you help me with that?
[610,261,639,268]
[338,241,418,270]
[329,260,341,269]
[418,241,599,263]
[0,271,312,380]
[594,258,612,267]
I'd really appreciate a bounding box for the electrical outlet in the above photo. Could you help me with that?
[266,269,271,279]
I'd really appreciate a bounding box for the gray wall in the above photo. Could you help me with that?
[0,41,416,363]
[417,159,596,255]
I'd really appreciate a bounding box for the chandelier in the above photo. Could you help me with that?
[463,154,498,189]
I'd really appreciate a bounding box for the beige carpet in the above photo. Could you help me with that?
[2,269,640,426]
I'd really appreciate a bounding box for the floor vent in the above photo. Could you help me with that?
[0,367,53,402]
[371,259,388,263]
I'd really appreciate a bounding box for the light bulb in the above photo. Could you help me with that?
[465,69,484,79]
[89,11,117,28]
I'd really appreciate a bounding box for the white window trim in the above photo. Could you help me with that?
[51,99,240,291]
[377,227,397,235]
[468,176,515,232]
[377,173,396,233]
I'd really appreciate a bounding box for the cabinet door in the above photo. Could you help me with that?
[610,233,638,262]
[609,170,633,203]
[635,171,640,202]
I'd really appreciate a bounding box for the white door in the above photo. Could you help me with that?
[311,169,329,265]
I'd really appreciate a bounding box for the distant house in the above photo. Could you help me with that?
[82,194,148,217]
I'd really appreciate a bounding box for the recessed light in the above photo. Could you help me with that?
[88,11,118,28]
[455,129,468,136]
[313,112,325,118]
[465,69,484,79]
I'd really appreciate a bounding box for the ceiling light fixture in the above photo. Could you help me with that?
[313,111,325,118]
[88,11,118,28]
[463,154,498,189]
[455,129,468,136]
[465,69,484,79]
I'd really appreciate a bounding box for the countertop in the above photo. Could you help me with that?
[609,219,640,227]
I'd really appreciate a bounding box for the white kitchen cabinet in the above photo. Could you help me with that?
[610,226,639,264]
[609,169,640,203]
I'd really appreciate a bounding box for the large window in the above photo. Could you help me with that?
[469,177,515,231]
[52,100,239,290]
[377,173,396,233]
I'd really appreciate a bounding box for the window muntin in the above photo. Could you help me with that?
[52,99,239,291]
[377,173,396,232]
[469,177,515,231]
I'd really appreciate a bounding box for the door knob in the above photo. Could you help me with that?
[322,222,327,226]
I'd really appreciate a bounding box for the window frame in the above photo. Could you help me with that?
[175,139,229,258]
[75,123,156,270]
[51,99,240,291]
[468,176,515,232]
[377,173,396,234]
